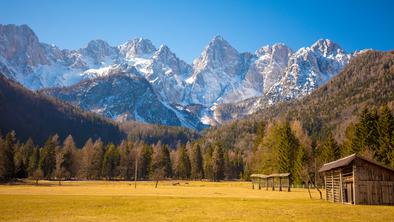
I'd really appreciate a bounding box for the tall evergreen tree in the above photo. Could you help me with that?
[376,105,394,164]
[139,144,153,179]
[175,144,191,179]
[28,146,42,183]
[102,143,119,180]
[39,135,59,179]
[293,145,307,185]
[91,138,105,179]
[119,140,134,180]
[320,133,341,163]
[203,145,213,180]
[0,131,16,181]
[352,107,379,153]
[211,145,224,181]
[190,143,204,179]
[277,122,299,176]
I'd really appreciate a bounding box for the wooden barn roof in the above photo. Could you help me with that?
[318,153,394,173]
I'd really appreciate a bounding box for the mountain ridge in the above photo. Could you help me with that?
[0,24,361,129]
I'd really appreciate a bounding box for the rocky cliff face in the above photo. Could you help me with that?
[0,24,358,129]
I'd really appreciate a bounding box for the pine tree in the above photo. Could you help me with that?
[376,105,394,164]
[0,131,16,181]
[203,145,213,180]
[342,123,356,156]
[150,142,172,179]
[190,143,204,179]
[102,143,119,180]
[91,139,104,179]
[320,133,341,163]
[16,138,34,178]
[211,145,224,181]
[139,144,152,180]
[277,122,298,175]
[352,107,379,153]
[293,145,307,185]
[119,140,134,180]
[39,135,58,179]
[175,144,191,179]
[28,147,42,184]
[14,142,27,178]
[162,144,172,178]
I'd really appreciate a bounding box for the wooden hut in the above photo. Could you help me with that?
[319,154,394,205]
[250,173,291,191]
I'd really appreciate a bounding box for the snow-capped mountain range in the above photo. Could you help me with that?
[0,24,361,130]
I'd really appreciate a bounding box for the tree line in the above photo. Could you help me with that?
[0,133,243,183]
[1,104,393,185]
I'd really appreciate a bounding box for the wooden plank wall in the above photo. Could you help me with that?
[354,159,394,205]
[325,170,342,202]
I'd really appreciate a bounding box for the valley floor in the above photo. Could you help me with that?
[0,180,393,222]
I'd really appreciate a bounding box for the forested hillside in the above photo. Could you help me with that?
[0,74,125,147]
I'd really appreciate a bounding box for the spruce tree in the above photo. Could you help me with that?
[321,133,341,163]
[277,123,298,175]
[39,135,58,179]
[203,145,213,180]
[28,147,41,183]
[0,131,16,181]
[190,143,204,179]
[139,144,152,180]
[161,144,172,178]
[91,138,104,179]
[102,143,119,180]
[119,140,134,180]
[175,144,191,179]
[376,105,394,164]
[211,145,224,181]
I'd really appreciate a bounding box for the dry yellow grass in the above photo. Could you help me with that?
[0,180,393,222]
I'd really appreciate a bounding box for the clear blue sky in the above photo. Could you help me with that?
[1,0,393,62]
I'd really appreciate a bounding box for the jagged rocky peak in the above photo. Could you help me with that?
[153,44,174,61]
[119,37,157,59]
[310,38,346,57]
[0,24,49,68]
[85,39,114,54]
[78,39,118,64]
[193,35,241,76]
[256,43,293,66]
[152,44,191,73]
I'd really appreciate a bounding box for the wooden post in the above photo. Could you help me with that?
[352,165,356,205]
[324,173,327,201]
[339,170,343,203]
[134,154,138,189]
[272,177,275,191]
[331,171,334,202]
[258,178,261,190]
[279,177,282,191]
[288,176,291,192]
[266,178,268,191]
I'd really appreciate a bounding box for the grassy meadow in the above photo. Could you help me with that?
[0,180,393,222]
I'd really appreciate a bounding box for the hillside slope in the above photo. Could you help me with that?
[0,74,125,146]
